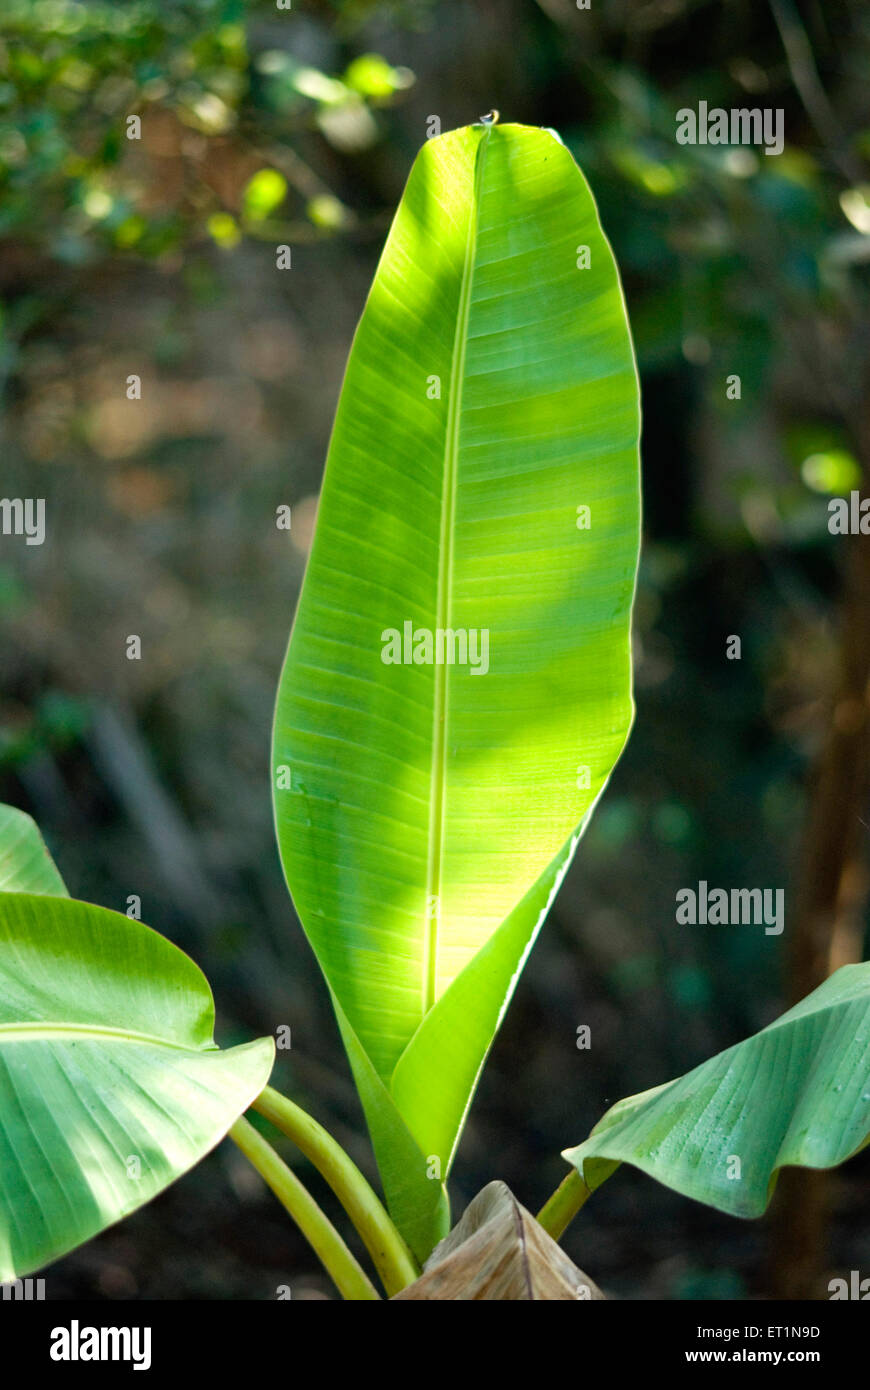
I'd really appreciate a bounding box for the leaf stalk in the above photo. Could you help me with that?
[252,1084,419,1296]
[229,1115,381,1301]
[535,1168,592,1241]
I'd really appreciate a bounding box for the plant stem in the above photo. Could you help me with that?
[536,1169,592,1241]
[229,1116,381,1301]
[252,1084,419,1297]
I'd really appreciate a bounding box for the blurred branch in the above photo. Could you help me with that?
[87,701,225,937]
[241,212,390,244]
[261,142,352,210]
[769,0,863,182]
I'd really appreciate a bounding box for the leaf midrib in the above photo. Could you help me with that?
[0,1020,212,1053]
[422,124,491,1017]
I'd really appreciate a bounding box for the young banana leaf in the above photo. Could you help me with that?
[273,120,641,1259]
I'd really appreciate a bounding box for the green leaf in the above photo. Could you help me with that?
[331,991,450,1259]
[342,54,413,100]
[0,891,274,1280]
[242,168,288,222]
[0,804,68,896]
[273,121,640,1256]
[564,963,870,1217]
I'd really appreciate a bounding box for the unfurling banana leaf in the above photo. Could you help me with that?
[273,121,641,1259]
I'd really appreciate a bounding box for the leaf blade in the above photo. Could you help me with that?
[273,122,640,1245]
[0,892,274,1279]
[331,990,449,1261]
[0,805,68,897]
[563,963,870,1217]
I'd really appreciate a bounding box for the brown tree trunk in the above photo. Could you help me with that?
[767,395,870,1299]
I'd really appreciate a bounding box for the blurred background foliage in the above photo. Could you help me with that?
[1,0,868,1299]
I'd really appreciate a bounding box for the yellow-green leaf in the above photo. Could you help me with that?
[273,122,640,1257]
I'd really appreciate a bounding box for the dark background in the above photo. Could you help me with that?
[1,0,868,1299]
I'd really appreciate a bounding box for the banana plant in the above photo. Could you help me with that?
[0,120,867,1301]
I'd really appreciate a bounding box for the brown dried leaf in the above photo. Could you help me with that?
[393,1181,604,1301]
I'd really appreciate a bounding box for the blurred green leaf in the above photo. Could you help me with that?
[306,193,347,229]
[801,449,862,495]
[343,53,414,100]
[207,210,241,248]
[242,168,287,223]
